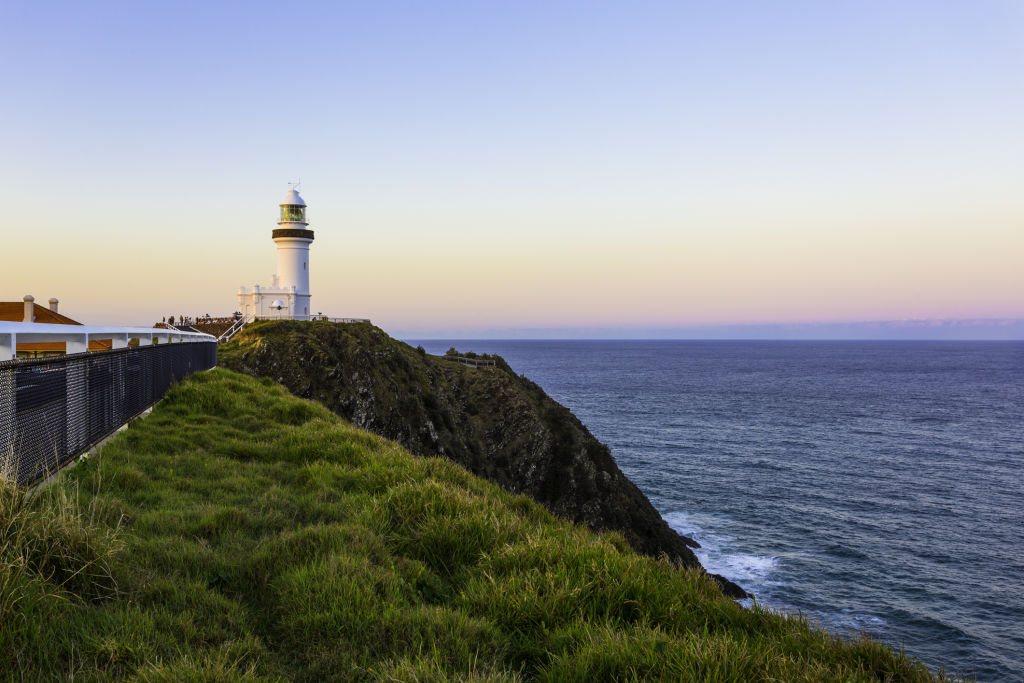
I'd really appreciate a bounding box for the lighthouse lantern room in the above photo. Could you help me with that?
[237,188,316,320]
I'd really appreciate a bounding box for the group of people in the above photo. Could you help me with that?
[162,313,247,328]
[163,314,206,327]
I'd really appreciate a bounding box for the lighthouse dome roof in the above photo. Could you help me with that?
[280,189,306,207]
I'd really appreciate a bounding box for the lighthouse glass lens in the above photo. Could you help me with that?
[280,206,305,223]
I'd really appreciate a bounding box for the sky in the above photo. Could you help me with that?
[1,1,1022,338]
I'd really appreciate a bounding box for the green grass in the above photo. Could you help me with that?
[0,368,947,680]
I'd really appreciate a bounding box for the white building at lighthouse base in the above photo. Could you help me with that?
[237,276,312,321]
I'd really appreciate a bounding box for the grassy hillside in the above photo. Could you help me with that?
[219,321,744,594]
[0,369,943,680]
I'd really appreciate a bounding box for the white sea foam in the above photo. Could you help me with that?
[664,511,779,589]
[665,512,886,632]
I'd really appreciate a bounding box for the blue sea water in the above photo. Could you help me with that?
[409,340,1024,681]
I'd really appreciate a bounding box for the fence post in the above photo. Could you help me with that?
[0,366,13,470]
[66,357,88,456]
[65,334,89,460]
[0,332,13,362]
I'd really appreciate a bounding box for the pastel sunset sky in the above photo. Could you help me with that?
[2,1,1022,337]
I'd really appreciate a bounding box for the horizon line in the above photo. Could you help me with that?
[392,318,1024,342]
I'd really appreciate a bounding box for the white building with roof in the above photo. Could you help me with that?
[237,188,315,320]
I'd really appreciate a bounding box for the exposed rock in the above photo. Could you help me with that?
[220,321,745,598]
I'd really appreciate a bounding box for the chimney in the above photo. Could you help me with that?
[48,297,59,313]
[23,294,35,322]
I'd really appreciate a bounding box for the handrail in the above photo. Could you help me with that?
[217,314,255,344]
[0,321,215,362]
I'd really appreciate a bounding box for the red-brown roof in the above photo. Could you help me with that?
[0,302,83,325]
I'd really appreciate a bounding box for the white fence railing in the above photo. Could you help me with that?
[246,315,371,323]
[0,321,215,362]
[307,317,371,324]
[216,314,255,343]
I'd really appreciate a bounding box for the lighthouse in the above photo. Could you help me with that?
[236,187,316,320]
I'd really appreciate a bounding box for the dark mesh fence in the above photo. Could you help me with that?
[0,342,216,486]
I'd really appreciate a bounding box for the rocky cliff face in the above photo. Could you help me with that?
[219,321,744,597]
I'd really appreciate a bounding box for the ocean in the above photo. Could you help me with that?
[408,340,1024,681]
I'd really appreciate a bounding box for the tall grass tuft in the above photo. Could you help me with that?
[0,452,123,608]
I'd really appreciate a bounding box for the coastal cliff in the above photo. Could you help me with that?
[219,320,744,597]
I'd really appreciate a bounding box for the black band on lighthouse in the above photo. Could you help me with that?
[272,228,315,240]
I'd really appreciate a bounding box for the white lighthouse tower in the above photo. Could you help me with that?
[272,188,314,319]
[236,187,315,320]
